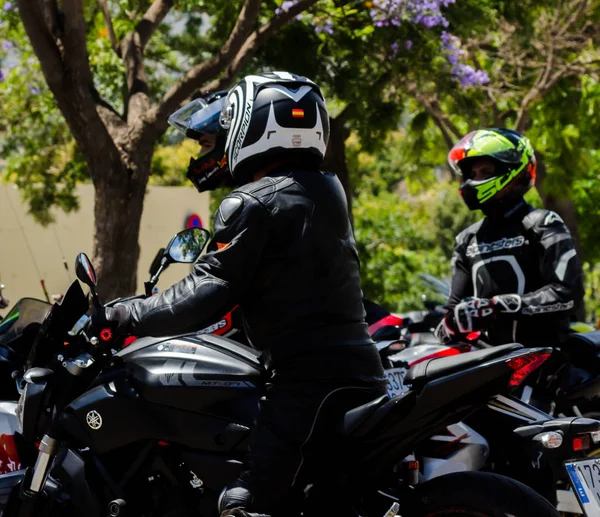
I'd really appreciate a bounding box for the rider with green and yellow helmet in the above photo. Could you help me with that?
[438,128,584,347]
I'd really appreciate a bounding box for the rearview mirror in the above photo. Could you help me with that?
[75,253,97,288]
[166,228,210,264]
[75,253,102,308]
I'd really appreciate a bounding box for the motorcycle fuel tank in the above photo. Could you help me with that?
[118,333,263,418]
[61,334,263,454]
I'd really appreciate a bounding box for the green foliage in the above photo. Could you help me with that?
[0,16,86,224]
[151,139,197,186]
[350,129,479,312]
[354,187,448,312]
[584,263,600,322]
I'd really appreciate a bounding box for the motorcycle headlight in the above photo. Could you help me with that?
[18,372,52,442]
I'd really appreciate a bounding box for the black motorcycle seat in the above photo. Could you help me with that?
[342,395,389,436]
[405,343,523,386]
[567,331,600,353]
[563,331,600,369]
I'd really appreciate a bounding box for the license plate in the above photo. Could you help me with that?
[385,367,409,399]
[566,459,600,516]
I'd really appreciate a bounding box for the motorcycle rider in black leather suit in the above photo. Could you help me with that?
[89,72,385,517]
[436,128,584,347]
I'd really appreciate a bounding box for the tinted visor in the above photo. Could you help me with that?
[168,96,228,139]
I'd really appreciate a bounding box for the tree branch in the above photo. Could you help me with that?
[203,0,318,93]
[149,0,263,129]
[430,98,462,138]
[97,0,121,56]
[557,0,588,38]
[122,31,150,124]
[43,0,62,39]
[120,0,174,124]
[136,0,174,50]
[17,0,64,87]
[61,0,95,87]
[149,0,318,135]
[415,93,457,150]
[92,88,127,133]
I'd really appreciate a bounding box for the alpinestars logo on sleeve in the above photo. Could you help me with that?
[522,300,574,315]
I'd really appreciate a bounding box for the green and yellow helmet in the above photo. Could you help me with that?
[448,128,537,212]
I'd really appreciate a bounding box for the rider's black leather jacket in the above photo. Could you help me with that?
[447,201,584,346]
[117,168,373,366]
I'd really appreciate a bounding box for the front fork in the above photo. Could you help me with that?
[29,435,59,493]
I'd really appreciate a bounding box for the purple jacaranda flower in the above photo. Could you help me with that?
[390,41,400,58]
[275,0,296,15]
[447,52,460,65]
[3,1,13,10]
[29,86,40,94]
[2,40,13,50]
[315,19,334,35]
[452,63,490,87]
[369,0,453,29]
[0,70,4,81]
[405,39,413,50]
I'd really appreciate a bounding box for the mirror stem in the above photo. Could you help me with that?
[146,259,168,297]
[90,289,103,309]
[150,263,166,286]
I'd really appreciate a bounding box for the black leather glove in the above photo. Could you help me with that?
[437,294,523,341]
[86,305,130,344]
[447,297,495,334]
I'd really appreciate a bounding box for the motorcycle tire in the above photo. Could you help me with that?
[406,471,560,517]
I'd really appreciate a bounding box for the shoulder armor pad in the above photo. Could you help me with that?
[219,195,244,225]
[524,209,564,231]
[541,211,564,227]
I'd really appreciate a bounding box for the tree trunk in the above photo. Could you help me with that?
[92,180,144,301]
[323,115,352,216]
[91,137,153,301]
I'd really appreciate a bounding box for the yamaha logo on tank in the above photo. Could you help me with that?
[86,410,103,430]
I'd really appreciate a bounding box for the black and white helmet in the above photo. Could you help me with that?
[219,71,329,183]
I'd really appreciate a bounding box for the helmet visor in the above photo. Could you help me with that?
[168,97,228,139]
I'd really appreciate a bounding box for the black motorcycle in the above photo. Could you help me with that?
[2,248,596,516]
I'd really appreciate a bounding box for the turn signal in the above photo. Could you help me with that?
[506,352,551,387]
[534,431,563,449]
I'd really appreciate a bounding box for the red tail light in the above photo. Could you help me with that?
[573,435,591,452]
[506,352,551,387]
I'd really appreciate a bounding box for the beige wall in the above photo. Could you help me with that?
[0,184,210,316]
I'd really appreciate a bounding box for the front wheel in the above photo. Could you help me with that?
[405,471,560,517]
